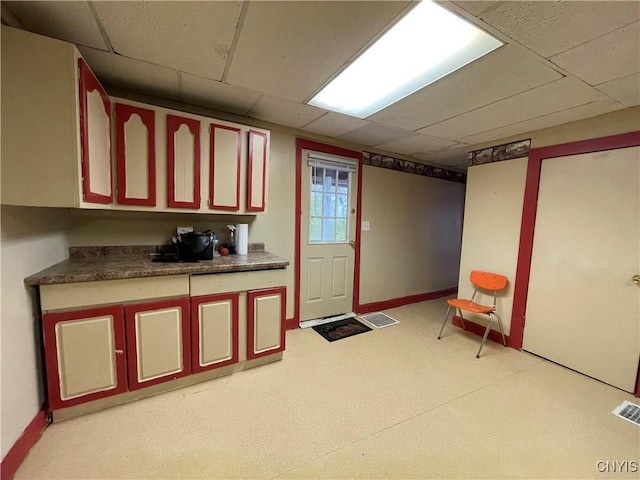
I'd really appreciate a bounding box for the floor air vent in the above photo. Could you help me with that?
[359,312,400,329]
[612,400,640,426]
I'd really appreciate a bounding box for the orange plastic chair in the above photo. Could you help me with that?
[438,270,508,358]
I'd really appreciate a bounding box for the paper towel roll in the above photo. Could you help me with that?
[236,224,248,255]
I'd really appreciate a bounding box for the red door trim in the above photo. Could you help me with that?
[247,130,268,212]
[167,114,201,209]
[190,292,240,373]
[43,305,126,410]
[294,138,363,327]
[511,131,640,396]
[78,58,112,204]
[209,123,241,211]
[115,103,156,206]
[247,287,287,359]
[125,297,191,390]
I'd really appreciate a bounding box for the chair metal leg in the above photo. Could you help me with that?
[494,312,507,346]
[438,305,452,340]
[458,309,467,330]
[476,313,494,358]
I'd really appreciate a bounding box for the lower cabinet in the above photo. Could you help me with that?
[247,287,286,360]
[41,277,286,416]
[125,297,191,390]
[191,292,239,373]
[43,305,127,410]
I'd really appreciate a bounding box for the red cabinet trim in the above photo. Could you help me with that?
[78,58,112,204]
[190,293,239,373]
[43,305,126,410]
[209,123,241,211]
[167,114,201,209]
[247,287,286,360]
[115,103,156,206]
[247,130,267,212]
[125,297,191,390]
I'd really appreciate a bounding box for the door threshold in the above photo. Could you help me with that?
[299,312,356,329]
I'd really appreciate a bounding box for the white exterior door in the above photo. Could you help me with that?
[523,146,640,392]
[300,151,358,321]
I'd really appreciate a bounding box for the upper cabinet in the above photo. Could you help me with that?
[1,26,270,214]
[1,26,113,209]
[113,97,269,214]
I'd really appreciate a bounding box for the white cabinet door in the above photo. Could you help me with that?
[115,103,156,206]
[125,297,191,390]
[167,114,201,209]
[43,306,126,409]
[78,58,112,205]
[247,130,268,212]
[209,123,242,211]
[247,287,286,359]
[191,293,239,372]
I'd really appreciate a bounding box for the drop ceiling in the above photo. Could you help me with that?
[3,1,638,170]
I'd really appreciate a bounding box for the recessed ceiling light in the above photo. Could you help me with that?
[308,0,503,118]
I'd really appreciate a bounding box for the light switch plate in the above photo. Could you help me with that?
[362,221,370,231]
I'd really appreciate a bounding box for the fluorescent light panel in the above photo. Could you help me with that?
[308,0,503,118]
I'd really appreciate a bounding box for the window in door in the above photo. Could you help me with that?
[309,166,351,244]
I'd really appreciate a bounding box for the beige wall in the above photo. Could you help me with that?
[457,158,527,334]
[359,165,465,305]
[0,206,73,458]
[459,107,640,335]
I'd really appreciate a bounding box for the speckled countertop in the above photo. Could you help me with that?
[24,244,289,286]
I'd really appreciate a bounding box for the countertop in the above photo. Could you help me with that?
[24,246,289,286]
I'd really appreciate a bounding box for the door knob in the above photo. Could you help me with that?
[349,240,356,247]
[633,275,640,285]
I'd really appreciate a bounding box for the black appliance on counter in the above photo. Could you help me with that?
[176,230,215,261]
[151,230,216,263]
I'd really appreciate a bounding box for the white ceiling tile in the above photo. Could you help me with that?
[550,22,640,86]
[450,1,499,16]
[248,95,326,129]
[419,78,606,141]
[376,134,463,155]
[368,45,563,130]
[93,1,243,79]
[337,123,416,147]
[596,73,640,107]
[226,1,411,102]
[302,113,369,137]
[479,1,640,58]
[4,1,108,49]
[180,74,260,116]
[78,47,180,101]
[459,100,621,146]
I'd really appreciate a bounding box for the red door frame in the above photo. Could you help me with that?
[509,131,640,395]
[293,138,363,328]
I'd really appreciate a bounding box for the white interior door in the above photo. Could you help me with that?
[523,146,640,392]
[300,151,358,322]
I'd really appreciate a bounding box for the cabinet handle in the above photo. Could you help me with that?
[115,349,124,355]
